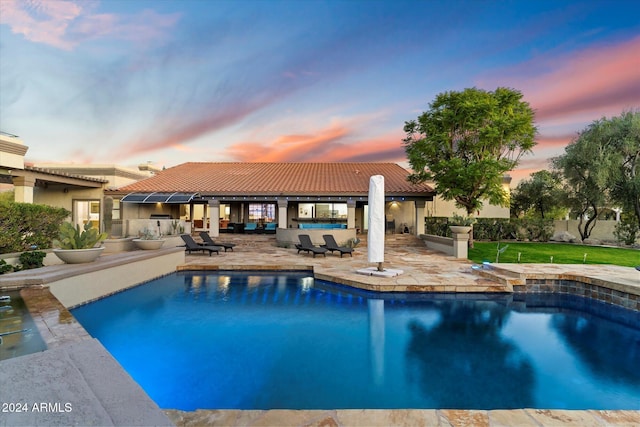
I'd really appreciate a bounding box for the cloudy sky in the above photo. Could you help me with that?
[1,0,638,184]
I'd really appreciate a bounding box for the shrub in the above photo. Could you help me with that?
[424,217,450,237]
[614,214,639,246]
[103,196,113,237]
[424,217,553,242]
[0,259,13,274]
[18,251,46,270]
[474,218,514,241]
[523,218,554,241]
[0,202,69,254]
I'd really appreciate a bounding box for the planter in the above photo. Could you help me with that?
[53,247,105,264]
[103,237,136,253]
[132,239,165,250]
[449,225,472,234]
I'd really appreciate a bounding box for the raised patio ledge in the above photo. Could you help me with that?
[0,248,185,308]
[0,247,184,289]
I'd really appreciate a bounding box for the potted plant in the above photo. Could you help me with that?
[52,222,108,264]
[132,228,165,250]
[449,214,474,234]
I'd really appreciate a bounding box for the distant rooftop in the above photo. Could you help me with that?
[0,131,20,138]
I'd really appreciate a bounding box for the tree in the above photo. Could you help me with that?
[553,111,640,241]
[607,111,640,227]
[552,119,613,241]
[404,87,536,246]
[510,170,567,219]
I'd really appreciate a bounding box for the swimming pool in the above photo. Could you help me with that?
[71,271,640,411]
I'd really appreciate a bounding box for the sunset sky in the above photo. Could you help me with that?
[1,0,639,185]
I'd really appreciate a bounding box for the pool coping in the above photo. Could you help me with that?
[2,249,639,426]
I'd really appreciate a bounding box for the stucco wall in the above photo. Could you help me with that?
[553,219,638,243]
[426,195,510,219]
[47,248,185,308]
[33,187,104,214]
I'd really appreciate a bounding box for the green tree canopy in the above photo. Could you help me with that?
[552,118,614,240]
[404,87,536,216]
[607,110,640,225]
[511,170,567,219]
[553,110,639,241]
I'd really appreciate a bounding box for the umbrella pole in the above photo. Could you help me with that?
[377,262,384,272]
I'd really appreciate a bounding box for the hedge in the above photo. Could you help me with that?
[424,217,554,242]
[0,202,69,254]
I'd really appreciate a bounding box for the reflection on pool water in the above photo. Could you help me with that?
[0,291,47,361]
[71,271,640,411]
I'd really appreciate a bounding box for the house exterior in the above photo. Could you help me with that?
[1,132,107,228]
[2,131,512,244]
[0,131,157,233]
[109,162,436,243]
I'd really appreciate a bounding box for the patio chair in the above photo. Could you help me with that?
[199,231,236,252]
[296,234,327,258]
[180,234,222,256]
[321,234,353,257]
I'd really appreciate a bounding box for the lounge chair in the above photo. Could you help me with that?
[296,234,327,257]
[244,223,258,233]
[199,231,236,252]
[180,234,222,256]
[264,223,277,234]
[321,234,353,257]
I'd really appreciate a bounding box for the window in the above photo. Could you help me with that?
[112,199,121,220]
[298,203,347,219]
[248,203,276,222]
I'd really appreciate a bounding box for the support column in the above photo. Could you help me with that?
[452,231,470,259]
[12,176,35,204]
[208,199,220,237]
[414,200,426,236]
[277,198,288,229]
[347,199,356,229]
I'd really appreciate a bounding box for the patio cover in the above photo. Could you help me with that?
[120,192,198,204]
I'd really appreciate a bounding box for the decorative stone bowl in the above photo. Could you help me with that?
[53,247,105,264]
[132,239,165,250]
[449,225,472,234]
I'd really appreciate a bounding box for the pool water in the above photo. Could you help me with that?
[0,291,47,361]
[71,271,640,411]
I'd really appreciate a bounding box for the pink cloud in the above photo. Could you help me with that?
[226,125,351,162]
[0,0,83,50]
[0,0,180,50]
[113,97,282,159]
[225,123,406,164]
[478,35,640,182]
[499,35,640,123]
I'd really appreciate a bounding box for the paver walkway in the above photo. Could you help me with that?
[182,233,509,292]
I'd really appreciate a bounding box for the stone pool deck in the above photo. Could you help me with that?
[1,234,639,426]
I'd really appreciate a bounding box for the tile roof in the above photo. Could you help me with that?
[114,162,433,196]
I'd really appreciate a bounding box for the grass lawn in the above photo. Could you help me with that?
[468,241,640,268]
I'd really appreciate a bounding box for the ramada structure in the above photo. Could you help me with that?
[110,162,436,245]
